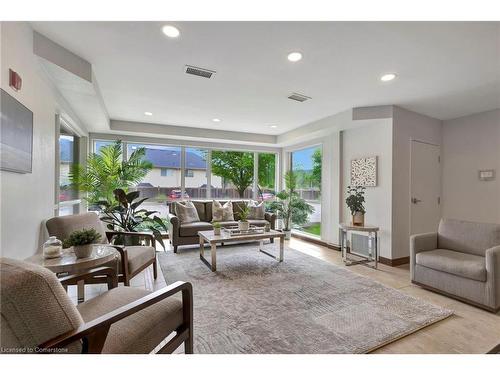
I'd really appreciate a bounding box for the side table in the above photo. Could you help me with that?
[339,223,379,269]
[26,245,119,303]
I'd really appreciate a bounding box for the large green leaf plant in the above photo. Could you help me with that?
[99,189,168,249]
[70,141,153,206]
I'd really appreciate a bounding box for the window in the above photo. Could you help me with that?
[127,143,182,218]
[211,150,254,199]
[257,153,276,201]
[160,168,173,177]
[185,148,208,199]
[57,128,81,216]
[290,145,322,237]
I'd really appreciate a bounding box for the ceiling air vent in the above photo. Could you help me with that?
[184,65,216,79]
[288,92,311,102]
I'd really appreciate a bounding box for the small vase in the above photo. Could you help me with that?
[352,212,365,227]
[214,227,221,235]
[74,244,94,259]
[238,221,250,231]
[283,230,292,240]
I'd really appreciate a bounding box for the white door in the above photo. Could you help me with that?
[410,141,441,235]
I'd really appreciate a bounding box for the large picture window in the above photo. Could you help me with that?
[126,143,182,218]
[185,148,208,199]
[57,125,81,216]
[211,150,254,199]
[290,145,322,236]
[257,152,276,201]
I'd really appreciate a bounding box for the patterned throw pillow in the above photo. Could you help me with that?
[175,201,200,223]
[247,200,265,220]
[212,200,234,222]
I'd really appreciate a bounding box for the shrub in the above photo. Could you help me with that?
[63,228,102,248]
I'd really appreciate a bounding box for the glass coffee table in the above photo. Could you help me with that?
[198,229,285,272]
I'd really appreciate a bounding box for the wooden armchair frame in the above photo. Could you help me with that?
[40,267,193,354]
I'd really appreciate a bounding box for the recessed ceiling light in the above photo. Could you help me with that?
[270,125,278,129]
[380,73,397,82]
[162,25,180,38]
[287,52,302,62]
[144,111,153,116]
[212,118,221,122]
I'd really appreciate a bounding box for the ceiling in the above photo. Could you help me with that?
[31,21,500,135]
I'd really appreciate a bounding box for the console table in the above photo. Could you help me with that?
[339,223,379,269]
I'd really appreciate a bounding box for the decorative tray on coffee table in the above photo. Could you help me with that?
[222,226,265,236]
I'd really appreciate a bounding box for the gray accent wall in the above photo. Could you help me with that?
[442,109,500,224]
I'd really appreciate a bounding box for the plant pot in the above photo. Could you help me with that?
[74,244,94,259]
[352,211,365,227]
[283,229,292,240]
[214,227,221,235]
[238,221,250,231]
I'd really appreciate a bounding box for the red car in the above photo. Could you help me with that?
[169,189,189,200]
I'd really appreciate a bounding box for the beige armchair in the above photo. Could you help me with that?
[410,218,500,312]
[0,257,193,354]
[46,212,157,286]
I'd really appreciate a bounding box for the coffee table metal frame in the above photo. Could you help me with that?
[198,229,285,272]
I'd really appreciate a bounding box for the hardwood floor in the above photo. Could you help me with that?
[69,237,500,354]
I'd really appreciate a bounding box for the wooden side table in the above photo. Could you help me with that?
[26,245,119,303]
[339,223,379,269]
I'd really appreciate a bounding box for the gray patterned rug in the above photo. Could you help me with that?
[158,242,452,353]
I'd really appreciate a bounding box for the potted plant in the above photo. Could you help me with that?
[269,171,313,240]
[63,228,102,259]
[99,189,169,249]
[213,222,222,235]
[346,185,366,226]
[70,141,153,208]
[238,204,250,231]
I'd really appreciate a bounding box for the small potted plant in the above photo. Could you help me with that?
[63,228,102,259]
[213,222,222,235]
[346,185,366,226]
[238,204,250,231]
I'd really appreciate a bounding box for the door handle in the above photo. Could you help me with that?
[411,197,422,204]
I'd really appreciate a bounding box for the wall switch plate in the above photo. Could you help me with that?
[478,169,495,181]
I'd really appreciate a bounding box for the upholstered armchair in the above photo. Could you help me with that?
[0,258,193,354]
[46,212,157,286]
[410,218,500,312]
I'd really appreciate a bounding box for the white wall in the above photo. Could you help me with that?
[441,109,500,224]
[341,120,393,259]
[0,22,85,259]
[391,106,442,259]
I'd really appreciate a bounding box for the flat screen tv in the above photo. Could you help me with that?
[0,88,33,173]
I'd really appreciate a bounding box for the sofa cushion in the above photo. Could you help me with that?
[212,200,234,222]
[179,221,213,237]
[77,287,183,354]
[191,201,208,222]
[247,200,265,220]
[438,218,500,256]
[415,249,486,282]
[175,201,200,223]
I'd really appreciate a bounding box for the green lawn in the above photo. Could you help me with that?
[300,223,321,236]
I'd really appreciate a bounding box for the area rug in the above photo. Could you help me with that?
[158,243,452,354]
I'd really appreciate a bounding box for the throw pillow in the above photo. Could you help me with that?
[175,201,200,223]
[212,200,234,222]
[247,200,265,220]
